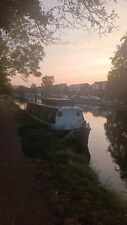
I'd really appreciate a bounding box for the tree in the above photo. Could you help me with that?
[0,1,117,38]
[42,76,54,86]
[30,84,37,94]
[0,32,45,93]
[0,1,118,93]
[42,75,54,96]
[0,0,51,93]
[0,1,118,61]
[108,33,127,102]
[80,83,91,96]
[12,85,29,99]
[0,64,11,94]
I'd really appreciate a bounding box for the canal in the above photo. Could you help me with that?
[84,106,127,196]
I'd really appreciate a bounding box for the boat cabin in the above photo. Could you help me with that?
[41,97,74,107]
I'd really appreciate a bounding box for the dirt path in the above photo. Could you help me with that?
[0,99,56,225]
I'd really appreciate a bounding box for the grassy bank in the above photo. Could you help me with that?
[9,99,127,225]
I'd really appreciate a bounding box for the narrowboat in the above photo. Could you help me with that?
[27,97,90,132]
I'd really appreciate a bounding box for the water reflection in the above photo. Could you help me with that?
[14,100,27,110]
[105,111,127,185]
[84,107,127,195]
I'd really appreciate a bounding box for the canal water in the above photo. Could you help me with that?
[83,106,127,196]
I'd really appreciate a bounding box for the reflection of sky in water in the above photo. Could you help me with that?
[84,111,127,195]
[15,101,27,110]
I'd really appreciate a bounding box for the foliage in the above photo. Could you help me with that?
[0,38,45,76]
[0,1,117,37]
[42,75,54,96]
[108,34,127,102]
[11,85,29,99]
[42,75,54,86]
[0,30,45,93]
[0,0,48,92]
[80,83,91,96]
[30,84,37,94]
[0,0,118,62]
[0,64,11,94]
[46,0,117,35]
[0,0,118,93]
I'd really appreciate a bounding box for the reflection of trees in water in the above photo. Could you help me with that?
[104,112,127,179]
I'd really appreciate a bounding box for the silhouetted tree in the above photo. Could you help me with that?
[108,33,127,102]
[30,84,37,94]
[0,65,11,94]
[12,85,29,99]
[0,1,118,93]
[42,75,54,96]
[80,84,90,96]
[0,1,117,38]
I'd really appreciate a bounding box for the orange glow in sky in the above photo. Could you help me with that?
[11,0,127,87]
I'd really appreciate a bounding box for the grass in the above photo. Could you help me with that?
[8,98,127,225]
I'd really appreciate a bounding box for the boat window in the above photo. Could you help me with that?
[76,111,81,117]
[28,103,57,124]
[42,107,57,124]
[57,111,63,117]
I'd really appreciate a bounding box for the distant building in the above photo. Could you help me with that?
[68,83,87,93]
[54,83,67,91]
[92,81,107,90]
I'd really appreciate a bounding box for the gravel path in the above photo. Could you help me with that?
[0,99,55,225]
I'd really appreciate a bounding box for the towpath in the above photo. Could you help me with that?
[0,99,55,225]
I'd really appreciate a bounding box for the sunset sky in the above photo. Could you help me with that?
[12,0,127,87]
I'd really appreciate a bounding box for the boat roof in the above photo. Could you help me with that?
[58,106,83,111]
[28,101,57,110]
[42,97,70,101]
[28,101,82,111]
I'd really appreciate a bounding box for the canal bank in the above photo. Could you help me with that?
[7,98,127,225]
[0,99,57,225]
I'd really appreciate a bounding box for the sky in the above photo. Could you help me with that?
[12,0,127,87]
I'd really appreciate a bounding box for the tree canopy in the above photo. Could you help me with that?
[42,75,54,96]
[42,75,54,86]
[0,0,118,93]
[108,34,127,102]
[0,1,117,37]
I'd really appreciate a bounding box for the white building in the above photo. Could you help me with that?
[92,81,107,90]
[68,84,85,92]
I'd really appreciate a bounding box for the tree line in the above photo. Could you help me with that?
[108,34,127,103]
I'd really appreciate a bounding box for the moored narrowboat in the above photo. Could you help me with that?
[27,102,90,131]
